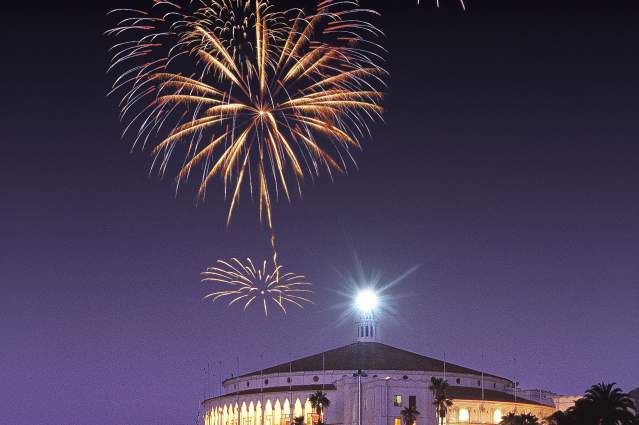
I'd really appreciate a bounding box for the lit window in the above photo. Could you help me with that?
[459,408,469,422]
[493,410,502,424]
[393,418,401,425]
[393,395,402,407]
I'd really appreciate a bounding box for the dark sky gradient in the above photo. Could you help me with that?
[2,1,638,424]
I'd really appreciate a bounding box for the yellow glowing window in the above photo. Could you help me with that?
[393,395,402,406]
[459,408,470,422]
[394,417,401,425]
[493,410,503,424]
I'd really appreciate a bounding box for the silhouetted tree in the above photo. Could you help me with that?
[499,412,540,425]
[429,377,452,425]
[545,410,575,425]
[400,405,420,425]
[545,383,637,425]
[309,390,330,421]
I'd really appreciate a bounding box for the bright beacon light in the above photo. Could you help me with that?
[355,289,378,313]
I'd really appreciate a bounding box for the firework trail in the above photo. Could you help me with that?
[106,0,387,269]
[202,257,313,316]
[418,0,466,10]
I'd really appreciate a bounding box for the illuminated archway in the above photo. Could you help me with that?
[274,400,282,425]
[256,401,263,425]
[304,399,313,424]
[241,402,248,425]
[265,400,273,425]
[249,402,255,425]
[283,399,291,425]
[294,399,303,420]
[459,408,470,423]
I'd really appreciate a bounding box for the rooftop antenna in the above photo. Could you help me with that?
[513,357,517,403]
[443,351,446,381]
[236,356,240,404]
[480,352,485,424]
[322,351,326,391]
[481,352,485,400]
[289,352,293,420]
[218,360,222,396]
[203,365,206,402]
[260,352,264,407]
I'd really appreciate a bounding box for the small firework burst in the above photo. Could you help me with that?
[202,258,313,316]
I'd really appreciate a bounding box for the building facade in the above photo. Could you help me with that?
[202,316,556,425]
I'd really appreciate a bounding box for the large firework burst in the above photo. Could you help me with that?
[202,258,313,316]
[107,0,386,260]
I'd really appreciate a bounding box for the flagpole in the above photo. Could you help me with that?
[443,351,446,380]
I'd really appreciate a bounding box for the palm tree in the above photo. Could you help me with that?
[429,377,452,425]
[545,411,574,425]
[499,413,540,425]
[574,382,637,425]
[499,412,519,425]
[309,391,330,423]
[546,383,637,425]
[400,405,420,425]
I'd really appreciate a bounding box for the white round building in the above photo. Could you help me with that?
[202,314,556,425]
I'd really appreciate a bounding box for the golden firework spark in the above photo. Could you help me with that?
[418,0,466,10]
[106,0,386,263]
[202,258,313,316]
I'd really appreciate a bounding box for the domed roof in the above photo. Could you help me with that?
[237,342,509,382]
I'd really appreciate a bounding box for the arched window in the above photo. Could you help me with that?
[294,399,303,420]
[248,402,255,425]
[283,399,291,425]
[241,403,248,425]
[264,400,273,425]
[493,409,502,424]
[274,400,282,425]
[365,326,369,337]
[459,408,470,422]
[304,399,313,424]
[255,402,262,425]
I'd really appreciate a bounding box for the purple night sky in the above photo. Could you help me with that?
[2,0,638,424]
